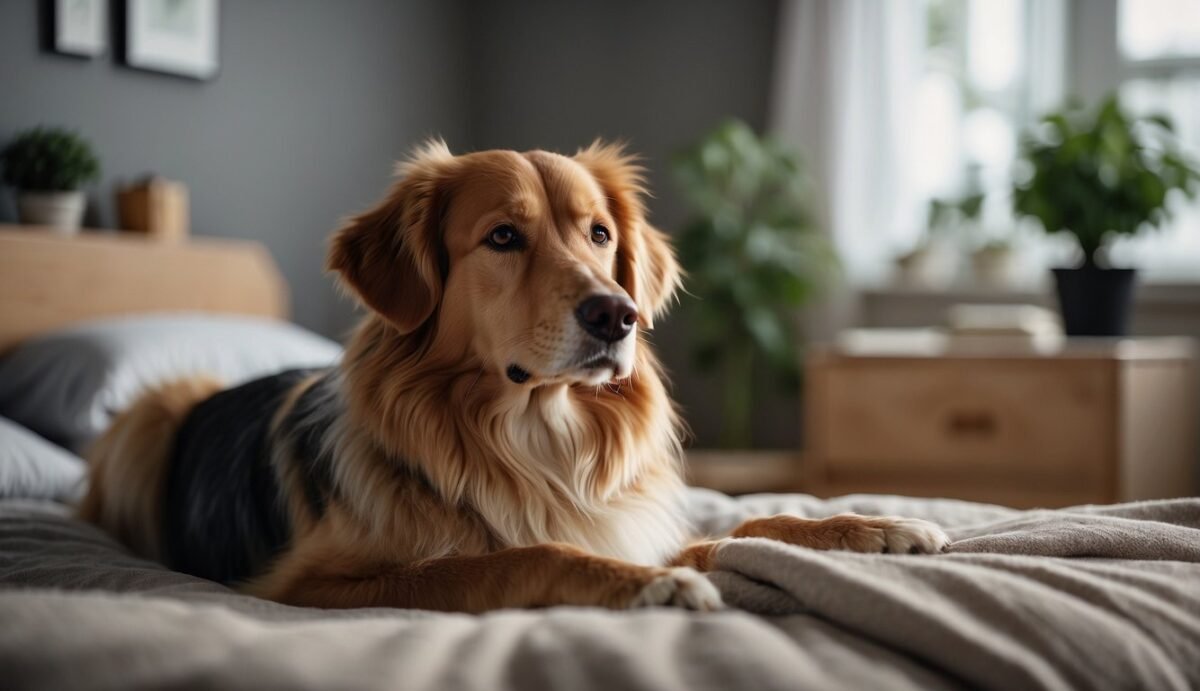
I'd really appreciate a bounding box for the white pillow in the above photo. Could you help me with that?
[0,313,342,450]
[0,416,85,502]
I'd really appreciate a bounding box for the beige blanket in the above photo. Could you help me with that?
[1,491,1198,691]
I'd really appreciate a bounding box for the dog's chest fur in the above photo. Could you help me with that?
[472,470,689,566]
[552,490,690,566]
[464,388,689,565]
[331,381,690,568]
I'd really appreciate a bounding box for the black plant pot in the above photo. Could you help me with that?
[1051,267,1137,336]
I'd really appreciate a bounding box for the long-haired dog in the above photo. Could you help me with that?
[80,141,948,612]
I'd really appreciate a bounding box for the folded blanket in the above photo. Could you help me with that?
[703,493,1200,691]
[950,500,1200,560]
[1,492,1198,691]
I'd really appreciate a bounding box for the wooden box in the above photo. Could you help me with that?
[116,177,189,241]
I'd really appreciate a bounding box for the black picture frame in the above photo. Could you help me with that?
[50,0,108,58]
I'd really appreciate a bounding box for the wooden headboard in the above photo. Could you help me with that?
[0,225,289,352]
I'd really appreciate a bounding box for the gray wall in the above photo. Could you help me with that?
[0,1,471,336]
[463,0,790,447]
[464,0,780,227]
[1,0,786,447]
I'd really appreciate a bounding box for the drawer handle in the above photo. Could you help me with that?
[945,411,997,437]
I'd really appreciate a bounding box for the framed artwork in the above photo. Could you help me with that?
[124,0,219,80]
[54,0,108,57]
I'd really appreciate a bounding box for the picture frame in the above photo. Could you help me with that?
[123,0,219,80]
[53,0,108,58]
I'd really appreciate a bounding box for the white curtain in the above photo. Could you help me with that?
[769,0,927,289]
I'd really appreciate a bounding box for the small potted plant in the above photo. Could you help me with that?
[1,127,100,233]
[673,120,837,448]
[895,192,987,287]
[971,238,1017,287]
[893,239,955,288]
[1013,96,1200,335]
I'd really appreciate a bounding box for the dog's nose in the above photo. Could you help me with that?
[575,295,638,343]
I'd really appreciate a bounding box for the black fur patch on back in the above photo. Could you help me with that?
[163,369,324,585]
[278,373,342,519]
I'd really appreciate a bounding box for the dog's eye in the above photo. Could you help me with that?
[486,224,522,251]
[590,224,610,246]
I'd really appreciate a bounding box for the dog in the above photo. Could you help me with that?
[80,141,949,612]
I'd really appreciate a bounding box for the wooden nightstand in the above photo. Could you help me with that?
[804,338,1199,508]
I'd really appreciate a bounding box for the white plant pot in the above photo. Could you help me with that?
[971,246,1016,287]
[893,244,955,287]
[17,190,86,233]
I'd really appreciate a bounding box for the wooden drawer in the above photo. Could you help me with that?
[818,360,1113,482]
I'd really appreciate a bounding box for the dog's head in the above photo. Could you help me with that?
[328,140,681,387]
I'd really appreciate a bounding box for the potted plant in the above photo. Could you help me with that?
[1013,96,1200,335]
[971,238,1017,287]
[893,240,955,287]
[895,192,986,287]
[673,120,837,448]
[1,127,100,233]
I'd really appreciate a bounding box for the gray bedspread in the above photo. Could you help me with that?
[1,490,1198,691]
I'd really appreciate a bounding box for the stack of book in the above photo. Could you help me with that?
[944,304,1064,353]
[835,304,1065,356]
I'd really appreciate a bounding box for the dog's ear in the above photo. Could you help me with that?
[327,140,454,334]
[621,222,681,329]
[574,141,682,328]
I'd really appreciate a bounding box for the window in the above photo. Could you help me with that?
[893,0,1071,284]
[906,0,1200,281]
[914,0,1063,243]
[1109,0,1200,277]
[1120,0,1200,60]
[772,0,1197,285]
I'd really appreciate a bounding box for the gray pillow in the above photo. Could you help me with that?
[0,416,85,502]
[0,313,342,450]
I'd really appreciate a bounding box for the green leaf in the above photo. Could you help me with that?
[1146,113,1175,132]
[672,118,836,386]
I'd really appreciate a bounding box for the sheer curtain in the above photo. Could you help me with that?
[769,0,926,286]
[769,0,925,338]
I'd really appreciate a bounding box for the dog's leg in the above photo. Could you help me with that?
[671,540,724,571]
[253,542,723,613]
[729,514,949,554]
[672,514,949,571]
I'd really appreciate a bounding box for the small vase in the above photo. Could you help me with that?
[17,190,86,233]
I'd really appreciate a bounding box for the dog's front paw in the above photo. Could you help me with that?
[631,567,724,611]
[836,515,950,554]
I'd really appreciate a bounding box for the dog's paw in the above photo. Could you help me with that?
[837,515,950,554]
[631,567,724,611]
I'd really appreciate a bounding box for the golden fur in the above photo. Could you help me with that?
[78,376,224,560]
[81,141,949,613]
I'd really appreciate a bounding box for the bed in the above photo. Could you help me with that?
[0,226,1198,691]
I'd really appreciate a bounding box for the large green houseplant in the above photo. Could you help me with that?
[673,120,836,448]
[1012,96,1199,335]
[1,127,100,233]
